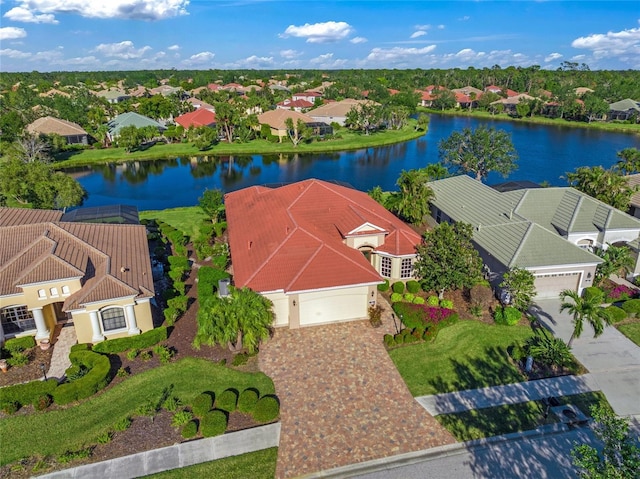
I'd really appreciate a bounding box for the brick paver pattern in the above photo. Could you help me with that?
[259,300,455,479]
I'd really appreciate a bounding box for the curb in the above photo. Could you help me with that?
[300,423,573,478]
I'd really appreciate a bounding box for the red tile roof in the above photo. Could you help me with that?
[277,98,314,109]
[175,109,217,128]
[225,179,421,293]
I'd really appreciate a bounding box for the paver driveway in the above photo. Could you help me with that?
[259,315,455,479]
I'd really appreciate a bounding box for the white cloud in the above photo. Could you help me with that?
[234,55,274,68]
[545,52,563,62]
[3,6,58,23]
[0,26,27,40]
[280,49,302,59]
[280,21,353,43]
[571,54,586,61]
[7,0,189,22]
[0,48,32,59]
[437,24,445,30]
[168,44,180,51]
[184,51,215,65]
[410,31,427,39]
[94,40,152,59]
[350,36,367,44]
[366,45,437,63]
[414,24,431,30]
[571,24,640,64]
[309,52,347,68]
[458,16,470,21]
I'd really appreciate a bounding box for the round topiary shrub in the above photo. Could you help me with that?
[377,280,390,292]
[201,410,228,437]
[605,305,627,323]
[238,388,259,413]
[494,306,522,326]
[403,293,415,302]
[191,392,214,417]
[216,389,238,412]
[427,296,439,306]
[390,292,403,303]
[582,286,604,303]
[181,420,198,439]
[406,280,420,294]
[383,334,396,348]
[413,296,425,305]
[440,299,454,309]
[621,299,640,317]
[252,395,280,423]
[392,282,405,294]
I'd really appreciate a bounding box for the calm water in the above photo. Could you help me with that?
[68,115,640,210]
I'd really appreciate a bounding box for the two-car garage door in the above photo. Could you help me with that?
[299,286,369,326]
[534,272,581,299]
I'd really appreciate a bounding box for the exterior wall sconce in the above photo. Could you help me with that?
[292,300,296,306]
[587,272,592,279]
[371,291,375,298]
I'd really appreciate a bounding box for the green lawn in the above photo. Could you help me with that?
[140,207,209,240]
[142,448,278,479]
[436,391,611,442]
[0,357,275,466]
[53,124,425,168]
[389,320,535,396]
[616,319,640,346]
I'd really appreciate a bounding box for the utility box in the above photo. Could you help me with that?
[218,278,231,298]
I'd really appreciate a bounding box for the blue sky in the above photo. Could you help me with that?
[0,1,638,72]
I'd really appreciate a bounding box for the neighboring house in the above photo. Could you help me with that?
[26,116,89,145]
[490,93,536,114]
[107,112,166,140]
[95,88,131,104]
[174,109,217,129]
[308,99,377,126]
[225,179,421,327]
[484,85,503,94]
[428,175,640,299]
[149,85,182,97]
[276,98,314,112]
[0,207,155,346]
[185,97,216,112]
[625,174,640,219]
[608,99,640,122]
[452,86,483,97]
[292,91,322,104]
[257,110,332,141]
[575,87,595,96]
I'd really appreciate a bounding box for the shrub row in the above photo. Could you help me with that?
[53,350,112,405]
[92,327,168,354]
[621,298,640,317]
[393,301,458,333]
[0,379,58,411]
[197,266,230,304]
[605,305,627,323]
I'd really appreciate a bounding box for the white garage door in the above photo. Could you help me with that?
[534,272,581,299]
[299,286,369,326]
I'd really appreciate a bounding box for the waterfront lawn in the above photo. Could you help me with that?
[0,357,275,466]
[389,320,534,397]
[142,448,278,479]
[140,207,209,240]
[616,319,640,347]
[54,123,425,168]
[435,391,611,441]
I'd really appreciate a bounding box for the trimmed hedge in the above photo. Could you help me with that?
[582,286,604,302]
[413,296,425,305]
[377,279,390,292]
[0,379,58,409]
[427,296,439,306]
[390,292,403,303]
[70,343,90,353]
[3,336,36,354]
[191,392,214,417]
[168,255,190,271]
[252,395,280,423]
[238,388,259,413]
[392,282,405,294]
[403,293,415,302]
[53,350,112,405]
[197,266,230,304]
[201,409,228,437]
[494,306,522,326]
[622,299,640,317]
[605,305,627,323]
[181,420,198,439]
[92,327,168,354]
[406,280,421,294]
[216,389,238,412]
[440,299,454,310]
[393,301,458,333]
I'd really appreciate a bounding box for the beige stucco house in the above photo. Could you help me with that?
[225,179,421,328]
[0,208,155,346]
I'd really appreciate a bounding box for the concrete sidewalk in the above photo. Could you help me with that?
[416,374,600,416]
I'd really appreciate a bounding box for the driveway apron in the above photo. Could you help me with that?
[259,318,455,479]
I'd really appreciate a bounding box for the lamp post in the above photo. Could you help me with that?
[40,362,47,381]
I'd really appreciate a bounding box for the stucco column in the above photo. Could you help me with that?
[125,304,140,335]
[89,311,104,343]
[0,320,5,347]
[31,307,49,341]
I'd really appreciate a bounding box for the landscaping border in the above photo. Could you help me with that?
[37,422,280,479]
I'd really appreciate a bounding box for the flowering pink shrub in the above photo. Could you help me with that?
[607,284,637,301]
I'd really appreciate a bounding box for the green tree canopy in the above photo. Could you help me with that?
[499,267,536,312]
[389,168,435,224]
[438,126,518,181]
[414,222,483,298]
[594,244,635,286]
[614,148,640,176]
[566,166,637,211]
[198,188,225,223]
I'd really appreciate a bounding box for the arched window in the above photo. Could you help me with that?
[100,307,127,332]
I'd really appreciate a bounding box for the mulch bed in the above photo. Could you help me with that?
[0,243,263,479]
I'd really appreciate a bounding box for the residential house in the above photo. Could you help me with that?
[107,112,166,141]
[26,116,89,145]
[490,93,536,115]
[0,207,155,346]
[276,98,314,112]
[225,179,421,327]
[308,99,378,126]
[95,88,131,104]
[428,175,640,298]
[418,85,447,107]
[484,85,503,95]
[185,97,216,112]
[608,99,640,122]
[175,109,217,129]
[292,91,322,104]
[150,85,183,97]
[257,110,331,141]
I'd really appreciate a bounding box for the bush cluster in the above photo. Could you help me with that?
[0,379,58,413]
[392,282,405,294]
[92,327,168,354]
[377,279,390,292]
[606,284,637,302]
[237,388,259,413]
[191,392,214,416]
[201,410,228,437]
[252,395,280,423]
[390,292,403,303]
[605,305,627,323]
[181,420,198,439]
[621,299,640,317]
[2,336,36,355]
[493,306,522,326]
[216,389,238,412]
[197,266,230,304]
[53,350,112,405]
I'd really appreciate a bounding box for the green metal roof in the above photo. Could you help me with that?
[107,112,165,137]
[609,99,640,112]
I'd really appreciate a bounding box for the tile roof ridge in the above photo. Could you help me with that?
[15,250,84,285]
[283,242,324,290]
[509,222,535,267]
[0,229,56,275]
[53,222,110,261]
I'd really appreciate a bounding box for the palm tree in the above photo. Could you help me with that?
[559,289,612,347]
[594,244,635,285]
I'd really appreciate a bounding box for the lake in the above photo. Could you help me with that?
[68,115,640,211]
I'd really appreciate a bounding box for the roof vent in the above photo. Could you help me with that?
[248,241,252,250]
[120,266,129,273]
[477,223,482,231]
